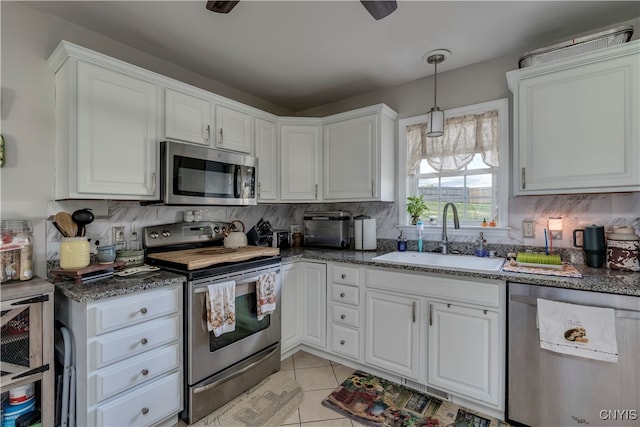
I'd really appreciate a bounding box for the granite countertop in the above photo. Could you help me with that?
[54,270,185,303]
[280,247,640,297]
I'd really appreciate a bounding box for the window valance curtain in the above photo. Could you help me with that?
[407,110,499,175]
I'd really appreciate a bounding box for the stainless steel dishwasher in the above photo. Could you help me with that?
[508,283,640,427]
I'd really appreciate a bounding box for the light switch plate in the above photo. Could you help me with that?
[522,220,535,238]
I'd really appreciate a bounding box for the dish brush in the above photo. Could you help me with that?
[515,252,563,269]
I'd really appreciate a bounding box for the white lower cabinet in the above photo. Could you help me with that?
[427,302,501,406]
[365,290,420,379]
[328,264,363,361]
[300,262,327,347]
[281,263,301,353]
[55,284,183,427]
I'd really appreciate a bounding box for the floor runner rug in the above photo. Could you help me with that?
[175,371,303,427]
[322,370,509,427]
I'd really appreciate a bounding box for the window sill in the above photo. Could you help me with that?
[397,225,510,240]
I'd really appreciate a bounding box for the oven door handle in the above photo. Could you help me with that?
[192,343,280,394]
[194,269,280,294]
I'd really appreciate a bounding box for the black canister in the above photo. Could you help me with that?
[573,225,606,268]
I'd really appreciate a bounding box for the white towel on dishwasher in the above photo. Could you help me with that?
[206,280,236,337]
[257,271,277,321]
[537,298,618,362]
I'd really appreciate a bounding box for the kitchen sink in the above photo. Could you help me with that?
[371,251,505,273]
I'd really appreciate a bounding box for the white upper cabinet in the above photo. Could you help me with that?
[215,104,253,154]
[164,89,211,146]
[508,41,640,195]
[279,119,322,201]
[323,105,397,201]
[48,43,160,200]
[254,117,278,201]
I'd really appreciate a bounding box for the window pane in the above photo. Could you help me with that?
[467,173,493,221]
[419,159,437,174]
[466,153,487,170]
[417,178,440,215]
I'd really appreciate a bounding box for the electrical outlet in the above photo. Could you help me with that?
[112,226,126,245]
[522,220,535,238]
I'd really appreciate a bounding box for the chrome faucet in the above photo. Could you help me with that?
[441,202,460,254]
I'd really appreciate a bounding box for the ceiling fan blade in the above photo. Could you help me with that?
[206,1,239,14]
[360,1,397,20]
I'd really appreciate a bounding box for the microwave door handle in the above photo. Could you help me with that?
[233,165,241,198]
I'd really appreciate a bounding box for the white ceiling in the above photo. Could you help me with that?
[24,1,639,112]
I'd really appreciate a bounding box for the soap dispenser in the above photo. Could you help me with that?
[475,232,488,257]
[397,230,407,252]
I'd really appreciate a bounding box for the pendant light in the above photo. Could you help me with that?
[422,49,450,138]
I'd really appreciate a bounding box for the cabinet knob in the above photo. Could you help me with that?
[141,407,149,415]
[141,369,149,376]
[341,273,346,279]
[340,340,345,345]
[140,338,148,345]
[340,314,346,320]
[340,292,345,298]
[140,307,148,314]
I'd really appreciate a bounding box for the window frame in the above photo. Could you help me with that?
[398,98,510,234]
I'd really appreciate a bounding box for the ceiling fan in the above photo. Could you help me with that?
[205,1,398,20]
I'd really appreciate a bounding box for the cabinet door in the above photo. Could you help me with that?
[254,117,278,201]
[281,263,300,353]
[215,104,252,153]
[76,62,158,198]
[513,45,640,194]
[300,262,327,348]
[428,302,500,406]
[280,124,321,201]
[164,89,211,145]
[365,290,420,379]
[324,114,376,200]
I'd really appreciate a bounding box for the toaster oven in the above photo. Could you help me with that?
[303,211,351,248]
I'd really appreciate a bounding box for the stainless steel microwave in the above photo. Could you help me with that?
[160,141,256,206]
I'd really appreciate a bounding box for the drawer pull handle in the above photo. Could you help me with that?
[340,293,345,298]
[140,307,148,314]
[340,340,345,345]
[141,407,149,415]
[341,273,346,279]
[140,338,148,345]
[141,369,149,376]
[340,314,346,320]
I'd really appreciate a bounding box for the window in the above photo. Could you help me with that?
[398,99,509,229]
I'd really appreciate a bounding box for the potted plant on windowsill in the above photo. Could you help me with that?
[406,195,430,225]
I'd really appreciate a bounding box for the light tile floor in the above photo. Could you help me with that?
[280,350,367,427]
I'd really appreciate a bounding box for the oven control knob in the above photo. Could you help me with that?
[162,230,171,238]
[150,231,159,239]
[213,226,221,234]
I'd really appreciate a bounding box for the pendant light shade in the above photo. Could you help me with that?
[423,49,450,138]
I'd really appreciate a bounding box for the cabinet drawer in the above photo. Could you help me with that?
[332,265,360,285]
[88,286,180,336]
[331,283,359,306]
[90,343,180,404]
[332,304,359,328]
[89,314,180,370]
[331,324,359,360]
[95,371,181,427]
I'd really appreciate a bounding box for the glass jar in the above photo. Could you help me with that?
[60,237,90,270]
[1,220,34,282]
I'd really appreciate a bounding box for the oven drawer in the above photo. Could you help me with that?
[88,286,181,336]
[89,314,180,370]
[331,283,359,306]
[331,324,359,360]
[331,265,360,285]
[331,304,359,328]
[95,371,181,427]
[89,343,181,405]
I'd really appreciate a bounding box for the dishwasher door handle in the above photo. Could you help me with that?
[510,294,640,319]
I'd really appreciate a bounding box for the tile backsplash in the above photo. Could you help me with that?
[47,192,640,264]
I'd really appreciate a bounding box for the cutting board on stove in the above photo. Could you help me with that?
[147,246,280,270]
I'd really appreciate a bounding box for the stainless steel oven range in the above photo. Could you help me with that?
[143,222,282,424]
